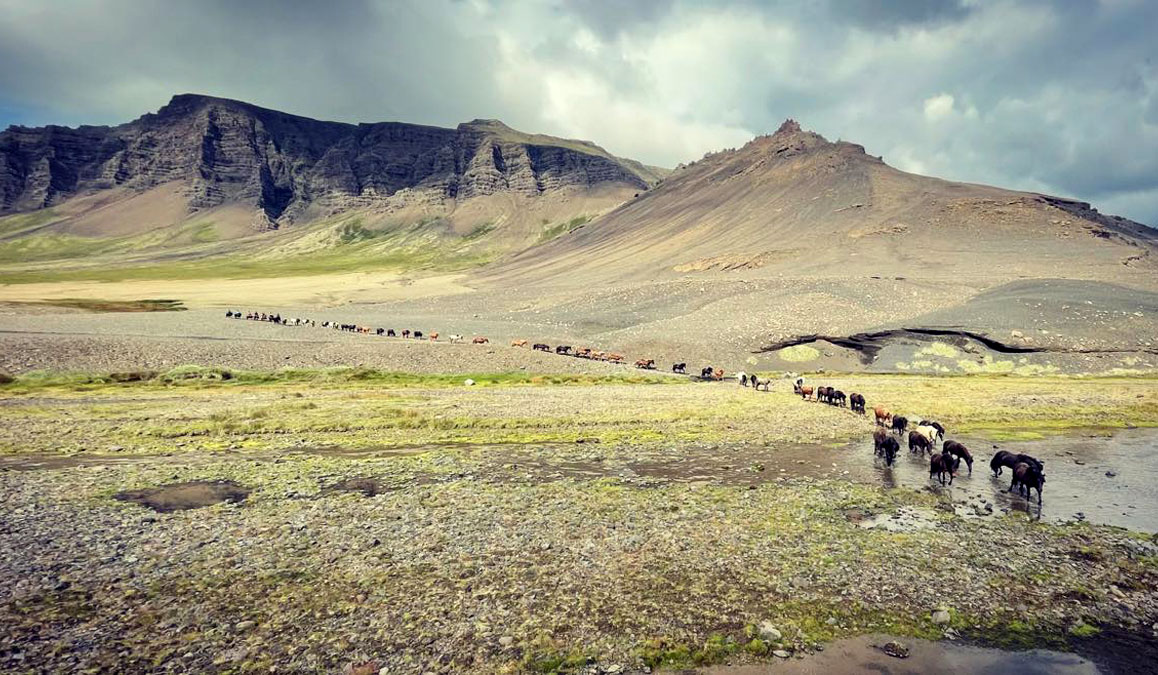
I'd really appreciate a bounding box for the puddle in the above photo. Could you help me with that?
[698,634,1100,674]
[843,428,1158,533]
[855,506,941,532]
[113,480,250,512]
[325,477,391,497]
[500,428,1158,532]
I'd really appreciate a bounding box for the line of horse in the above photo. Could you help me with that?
[229,313,744,379]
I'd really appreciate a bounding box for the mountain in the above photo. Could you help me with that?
[487,119,1156,286]
[0,94,664,235]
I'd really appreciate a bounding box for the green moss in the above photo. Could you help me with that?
[1068,622,1100,637]
[777,345,820,362]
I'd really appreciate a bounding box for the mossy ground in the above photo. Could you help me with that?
[1,371,1156,673]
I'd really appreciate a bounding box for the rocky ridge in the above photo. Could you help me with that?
[0,94,661,229]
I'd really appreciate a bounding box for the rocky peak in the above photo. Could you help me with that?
[773,119,803,136]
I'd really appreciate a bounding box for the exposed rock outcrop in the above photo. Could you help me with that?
[0,94,660,228]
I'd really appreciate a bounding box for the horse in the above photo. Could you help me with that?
[701,366,715,379]
[430,332,439,341]
[472,336,489,344]
[909,431,933,455]
[752,377,771,391]
[942,440,973,474]
[913,425,939,448]
[849,393,865,414]
[635,359,655,369]
[413,331,423,339]
[831,390,847,407]
[891,415,909,435]
[991,451,1043,476]
[795,384,814,400]
[816,386,831,404]
[712,368,725,381]
[225,310,234,318]
[402,329,411,339]
[387,329,397,337]
[873,428,888,454]
[1010,462,1045,504]
[376,328,385,336]
[672,362,686,374]
[511,339,528,348]
[555,345,571,355]
[918,420,946,441]
[738,372,749,387]
[873,406,892,426]
[930,452,959,485]
[607,353,625,363]
[449,334,463,343]
[533,343,550,352]
[880,437,900,466]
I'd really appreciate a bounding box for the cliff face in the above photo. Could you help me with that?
[0,94,657,228]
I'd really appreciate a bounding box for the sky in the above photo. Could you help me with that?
[1,0,1155,225]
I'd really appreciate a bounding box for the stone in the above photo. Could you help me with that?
[236,620,256,631]
[932,609,951,625]
[498,636,514,648]
[757,621,782,642]
[463,379,475,386]
[772,650,791,658]
[881,641,910,658]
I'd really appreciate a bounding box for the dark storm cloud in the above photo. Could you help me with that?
[826,0,972,29]
[0,0,1154,225]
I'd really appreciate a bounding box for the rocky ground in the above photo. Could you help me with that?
[1,373,1157,673]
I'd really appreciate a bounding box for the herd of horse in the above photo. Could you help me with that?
[867,403,1045,503]
[228,310,1049,502]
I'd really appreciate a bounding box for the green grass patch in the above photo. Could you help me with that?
[539,215,590,241]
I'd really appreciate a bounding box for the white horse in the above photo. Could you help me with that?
[449,334,464,343]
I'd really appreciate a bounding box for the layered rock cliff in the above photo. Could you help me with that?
[0,94,661,228]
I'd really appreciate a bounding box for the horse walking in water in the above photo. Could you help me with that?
[1010,462,1046,504]
[942,440,973,474]
[909,431,933,456]
[930,452,959,486]
[990,451,1043,476]
[880,436,899,467]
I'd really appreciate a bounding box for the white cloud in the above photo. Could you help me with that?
[923,93,956,121]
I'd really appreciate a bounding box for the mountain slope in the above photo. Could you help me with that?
[485,120,1156,287]
[0,94,662,235]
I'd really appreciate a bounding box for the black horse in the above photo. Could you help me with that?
[891,415,909,435]
[1010,462,1046,504]
[880,436,900,467]
[942,440,973,474]
[672,362,687,374]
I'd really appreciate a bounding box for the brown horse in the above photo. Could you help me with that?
[873,428,888,453]
[472,336,489,344]
[909,430,932,455]
[873,406,892,426]
[795,384,814,400]
[607,353,625,363]
[712,368,725,381]
[942,440,973,474]
[511,339,528,348]
[930,452,958,485]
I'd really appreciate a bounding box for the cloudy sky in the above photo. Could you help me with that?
[1,0,1155,225]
